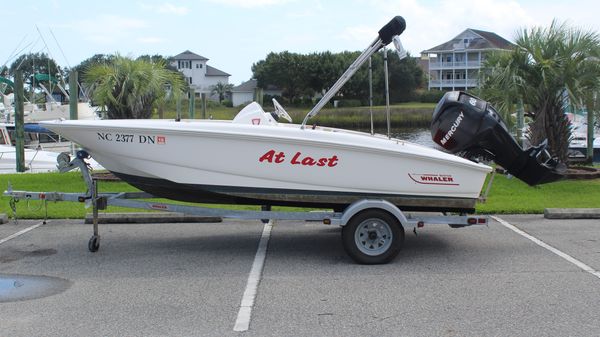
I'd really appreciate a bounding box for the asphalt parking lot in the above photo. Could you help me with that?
[1,215,599,337]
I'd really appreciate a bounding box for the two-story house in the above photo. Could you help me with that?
[421,29,514,91]
[170,50,231,99]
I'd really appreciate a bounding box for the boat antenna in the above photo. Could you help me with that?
[300,16,406,129]
[383,46,391,139]
[368,56,374,135]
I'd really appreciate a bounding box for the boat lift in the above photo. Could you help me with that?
[4,152,488,264]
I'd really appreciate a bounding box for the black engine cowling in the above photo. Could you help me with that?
[431,91,564,186]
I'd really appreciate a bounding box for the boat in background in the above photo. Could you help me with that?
[0,144,63,173]
[567,114,600,162]
[0,74,100,123]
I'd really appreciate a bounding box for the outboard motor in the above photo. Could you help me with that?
[431,91,565,186]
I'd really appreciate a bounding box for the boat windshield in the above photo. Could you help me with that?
[232,102,278,126]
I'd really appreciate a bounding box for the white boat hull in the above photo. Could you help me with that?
[41,119,492,211]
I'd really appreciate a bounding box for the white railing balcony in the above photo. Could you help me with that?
[429,79,479,88]
[429,61,482,70]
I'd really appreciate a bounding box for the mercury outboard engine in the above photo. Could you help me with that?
[431,91,565,186]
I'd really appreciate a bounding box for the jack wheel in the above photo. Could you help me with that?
[88,235,100,252]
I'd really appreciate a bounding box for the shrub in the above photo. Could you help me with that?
[222,99,233,107]
[336,99,362,107]
[419,90,446,103]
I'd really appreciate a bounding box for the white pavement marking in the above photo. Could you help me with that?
[493,216,600,280]
[233,220,273,332]
[0,221,46,245]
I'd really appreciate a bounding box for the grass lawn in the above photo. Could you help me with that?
[476,173,600,213]
[1,170,599,219]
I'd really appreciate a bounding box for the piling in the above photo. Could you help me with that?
[14,71,25,172]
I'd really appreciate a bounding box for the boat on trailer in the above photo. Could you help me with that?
[18,16,564,263]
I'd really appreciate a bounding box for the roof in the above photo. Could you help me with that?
[206,65,230,77]
[422,29,514,53]
[231,79,258,92]
[231,79,281,92]
[171,50,208,61]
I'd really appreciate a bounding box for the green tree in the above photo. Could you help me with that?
[84,55,185,119]
[252,50,422,105]
[9,52,62,100]
[480,21,600,163]
[253,51,312,103]
[210,82,234,103]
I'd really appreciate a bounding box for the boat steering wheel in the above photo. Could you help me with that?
[272,98,293,122]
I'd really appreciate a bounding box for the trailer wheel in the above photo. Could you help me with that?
[342,209,404,264]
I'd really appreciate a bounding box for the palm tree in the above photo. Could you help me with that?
[480,21,600,163]
[210,82,234,103]
[84,55,185,119]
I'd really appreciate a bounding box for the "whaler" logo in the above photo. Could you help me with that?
[440,111,464,145]
[408,173,459,186]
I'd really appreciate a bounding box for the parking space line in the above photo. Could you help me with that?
[0,221,46,245]
[493,216,600,280]
[233,220,273,332]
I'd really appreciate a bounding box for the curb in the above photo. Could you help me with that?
[544,208,600,219]
[84,212,222,224]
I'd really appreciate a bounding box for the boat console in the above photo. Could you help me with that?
[431,91,565,185]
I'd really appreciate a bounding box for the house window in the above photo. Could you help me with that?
[446,55,452,62]
[196,64,203,69]
[446,73,452,80]
[188,77,193,84]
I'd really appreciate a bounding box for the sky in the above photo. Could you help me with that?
[3,0,600,85]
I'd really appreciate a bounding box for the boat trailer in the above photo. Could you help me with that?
[4,152,488,264]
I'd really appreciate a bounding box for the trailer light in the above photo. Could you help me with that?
[478,218,487,224]
[467,218,477,225]
[323,218,331,225]
[417,221,424,228]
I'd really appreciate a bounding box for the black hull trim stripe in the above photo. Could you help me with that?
[111,172,477,213]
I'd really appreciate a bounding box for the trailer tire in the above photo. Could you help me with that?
[88,235,100,252]
[342,209,404,264]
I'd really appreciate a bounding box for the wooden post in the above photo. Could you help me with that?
[586,93,596,162]
[14,71,25,172]
[201,92,207,119]
[189,88,195,119]
[69,71,78,120]
[176,96,182,120]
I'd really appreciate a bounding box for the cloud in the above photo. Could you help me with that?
[137,36,165,44]
[338,25,374,45]
[139,2,189,15]
[71,15,148,44]
[207,0,294,8]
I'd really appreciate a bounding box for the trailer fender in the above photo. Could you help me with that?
[333,199,410,229]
